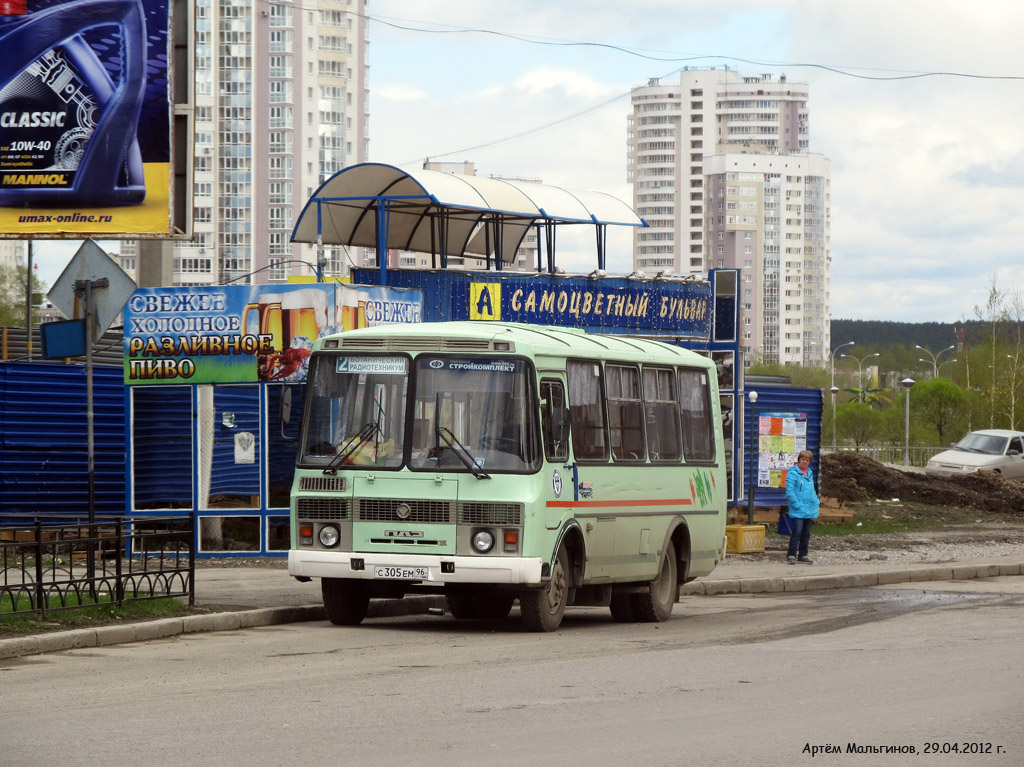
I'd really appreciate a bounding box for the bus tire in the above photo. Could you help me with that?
[632,540,677,622]
[321,578,370,625]
[609,593,637,622]
[519,544,569,632]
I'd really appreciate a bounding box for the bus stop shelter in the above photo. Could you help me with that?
[291,162,647,282]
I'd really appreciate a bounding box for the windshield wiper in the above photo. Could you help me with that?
[435,426,490,479]
[322,421,378,475]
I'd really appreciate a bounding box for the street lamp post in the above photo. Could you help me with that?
[827,342,854,450]
[901,378,915,465]
[830,385,839,450]
[915,344,955,378]
[747,390,758,525]
[840,352,881,397]
[828,341,855,393]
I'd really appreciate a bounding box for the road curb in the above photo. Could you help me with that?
[680,559,1024,595]
[3,565,1021,660]
[0,595,447,660]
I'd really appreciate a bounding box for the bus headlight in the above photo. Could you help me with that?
[318,524,341,548]
[471,529,495,553]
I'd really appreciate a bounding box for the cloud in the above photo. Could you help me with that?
[374,83,430,102]
[370,1,1024,322]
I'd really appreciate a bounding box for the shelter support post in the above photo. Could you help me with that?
[376,197,391,286]
[545,222,557,273]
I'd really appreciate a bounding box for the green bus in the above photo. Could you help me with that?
[289,321,727,631]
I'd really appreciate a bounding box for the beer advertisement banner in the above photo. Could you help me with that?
[123,283,424,385]
[0,0,173,235]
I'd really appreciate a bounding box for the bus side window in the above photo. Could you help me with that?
[540,379,569,462]
[607,364,646,462]
[679,368,715,462]
[643,366,681,462]
[567,360,608,461]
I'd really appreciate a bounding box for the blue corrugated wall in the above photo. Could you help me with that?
[741,385,824,507]
[0,362,126,515]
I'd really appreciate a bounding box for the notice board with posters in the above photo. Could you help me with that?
[755,411,808,489]
[0,0,174,236]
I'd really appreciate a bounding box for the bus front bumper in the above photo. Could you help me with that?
[288,550,544,586]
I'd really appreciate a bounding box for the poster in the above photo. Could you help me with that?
[0,0,172,235]
[754,411,808,488]
[123,283,424,385]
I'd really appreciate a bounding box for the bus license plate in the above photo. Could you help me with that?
[373,565,429,580]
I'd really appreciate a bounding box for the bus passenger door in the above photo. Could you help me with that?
[540,377,572,529]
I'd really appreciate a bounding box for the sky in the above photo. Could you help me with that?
[29,0,1024,323]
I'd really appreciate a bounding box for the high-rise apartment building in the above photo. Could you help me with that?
[141,0,369,287]
[627,68,830,366]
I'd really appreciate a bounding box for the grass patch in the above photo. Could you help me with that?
[0,594,196,638]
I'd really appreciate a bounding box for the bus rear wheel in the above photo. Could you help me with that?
[321,578,370,625]
[631,540,677,622]
[519,544,569,632]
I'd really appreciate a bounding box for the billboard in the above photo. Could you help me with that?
[350,269,714,340]
[123,283,424,385]
[0,0,172,236]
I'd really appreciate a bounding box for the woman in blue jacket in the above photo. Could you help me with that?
[784,450,820,564]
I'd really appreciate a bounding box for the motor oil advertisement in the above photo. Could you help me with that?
[123,283,424,385]
[0,0,172,235]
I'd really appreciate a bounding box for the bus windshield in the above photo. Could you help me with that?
[409,357,539,474]
[301,355,409,469]
[299,354,540,474]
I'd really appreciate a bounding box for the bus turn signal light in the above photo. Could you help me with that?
[503,529,518,552]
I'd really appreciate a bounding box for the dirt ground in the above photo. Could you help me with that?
[821,452,1024,516]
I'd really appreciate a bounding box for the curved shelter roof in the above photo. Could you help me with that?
[291,162,645,268]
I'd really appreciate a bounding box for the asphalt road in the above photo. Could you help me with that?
[3,579,1022,767]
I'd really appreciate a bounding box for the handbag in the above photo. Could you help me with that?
[778,510,794,536]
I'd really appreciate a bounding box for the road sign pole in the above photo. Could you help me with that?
[75,277,107,583]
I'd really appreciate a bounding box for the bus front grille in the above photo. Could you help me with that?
[458,502,523,525]
[296,497,351,520]
[299,476,347,492]
[356,499,454,523]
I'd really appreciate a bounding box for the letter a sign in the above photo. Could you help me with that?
[469,282,501,321]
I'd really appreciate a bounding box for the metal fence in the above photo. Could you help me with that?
[0,514,194,617]
[823,445,947,468]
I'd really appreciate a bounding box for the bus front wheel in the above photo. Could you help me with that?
[321,578,370,625]
[519,544,569,632]
[632,540,677,622]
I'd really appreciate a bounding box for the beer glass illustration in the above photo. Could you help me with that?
[340,289,359,331]
[281,288,328,348]
[243,292,282,379]
[357,290,370,328]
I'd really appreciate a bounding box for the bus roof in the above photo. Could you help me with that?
[317,321,714,369]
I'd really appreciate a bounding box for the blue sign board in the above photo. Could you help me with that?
[350,269,713,339]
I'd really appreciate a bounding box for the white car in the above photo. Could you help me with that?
[925,429,1024,480]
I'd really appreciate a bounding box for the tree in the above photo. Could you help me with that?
[836,401,880,449]
[911,377,969,445]
[0,261,46,327]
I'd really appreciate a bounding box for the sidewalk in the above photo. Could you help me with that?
[3,553,1022,660]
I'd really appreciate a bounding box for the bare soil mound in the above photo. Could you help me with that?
[820,452,1024,516]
